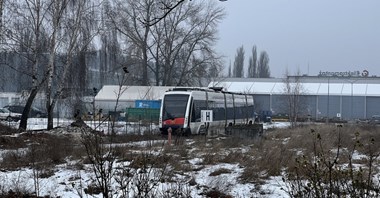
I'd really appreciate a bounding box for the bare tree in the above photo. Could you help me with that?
[258,50,270,78]
[140,0,223,27]
[2,0,52,130]
[46,1,100,130]
[0,0,5,89]
[247,45,257,78]
[108,0,225,86]
[283,69,305,127]
[151,0,225,86]
[81,128,115,198]
[228,61,232,77]
[44,0,70,130]
[0,0,4,37]
[233,45,244,78]
[106,0,157,86]
[2,0,100,130]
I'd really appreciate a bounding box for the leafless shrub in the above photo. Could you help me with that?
[209,168,231,176]
[219,150,251,164]
[0,131,78,171]
[201,188,233,198]
[80,128,115,198]
[165,143,189,160]
[0,150,29,170]
[282,126,380,198]
[0,136,25,149]
[0,123,18,135]
[241,142,296,183]
[103,133,161,144]
[113,148,171,197]
[190,138,224,165]
[0,169,35,197]
[201,152,222,165]
[219,136,255,148]
[159,180,192,198]
[84,183,102,196]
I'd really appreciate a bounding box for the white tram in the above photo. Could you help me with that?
[159,87,255,135]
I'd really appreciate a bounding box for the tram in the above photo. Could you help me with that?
[159,87,255,135]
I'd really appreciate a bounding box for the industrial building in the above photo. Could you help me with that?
[95,75,380,122]
[208,76,380,121]
[3,74,379,122]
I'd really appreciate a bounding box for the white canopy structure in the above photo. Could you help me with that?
[94,86,176,111]
[95,85,176,101]
[208,77,380,97]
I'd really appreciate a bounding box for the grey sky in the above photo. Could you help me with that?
[216,0,380,78]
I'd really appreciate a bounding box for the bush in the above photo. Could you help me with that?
[282,125,380,197]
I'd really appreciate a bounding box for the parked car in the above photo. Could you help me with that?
[3,105,47,118]
[0,108,22,121]
[369,115,380,125]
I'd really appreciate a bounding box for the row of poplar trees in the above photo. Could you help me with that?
[229,45,271,78]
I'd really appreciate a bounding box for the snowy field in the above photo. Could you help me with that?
[0,119,292,197]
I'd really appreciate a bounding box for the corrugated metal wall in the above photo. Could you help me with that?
[366,97,380,118]
[253,94,380,120]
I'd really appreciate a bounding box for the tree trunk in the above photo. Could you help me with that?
[47,100,55,130]
[19,89,39,131]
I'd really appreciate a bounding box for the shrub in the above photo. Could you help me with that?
[282,126,380,197]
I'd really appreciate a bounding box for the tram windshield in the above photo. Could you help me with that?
[162,94,189,120]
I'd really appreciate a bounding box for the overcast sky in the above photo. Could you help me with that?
[216,0,380,78]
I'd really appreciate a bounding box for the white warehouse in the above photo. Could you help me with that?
[208,76,380,121]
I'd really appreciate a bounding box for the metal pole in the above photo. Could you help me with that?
[326,77,329,124]
[351,82,353,120]
[168,127,172,146]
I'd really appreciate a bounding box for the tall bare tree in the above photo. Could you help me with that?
[44,0,69,129]
[2,0,52,130]
[106,0,156,86]
[248,45,257,78]
[155,0,224,86]
[283,69,305,128]
[258,50,270,78]
[0,0,5,89]
[108,0,224,86]
[0,0,4,37]
[3,0,99,130]
[233,45,244,78]
[228,61,232,77]
[45,1,98,130]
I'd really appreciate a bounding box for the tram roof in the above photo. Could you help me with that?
[208,77,380,97]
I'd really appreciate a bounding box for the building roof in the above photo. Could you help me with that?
[208,77,380,96]
[95,85,176,101]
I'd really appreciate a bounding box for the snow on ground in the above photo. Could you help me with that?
[263,121,290,130]
[0,119,292,197]
[0,162,289,197]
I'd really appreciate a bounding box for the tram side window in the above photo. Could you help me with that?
[246,104,255,118]
[225,96,234,120]
[192,100,207,122]
[235,102,246,119]
[236,106,243,119]
[225,106,233,119]
[213,101,225,121]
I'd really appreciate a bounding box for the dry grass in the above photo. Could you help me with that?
[1,122,380,196]
[0,130,83,170]
[209,168,232,176]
